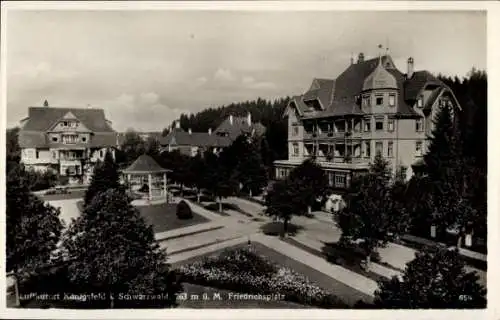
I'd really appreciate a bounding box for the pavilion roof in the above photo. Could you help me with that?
[122,154,171,174]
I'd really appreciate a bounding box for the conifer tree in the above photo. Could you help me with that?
[84,150,121,206]
[6,165,63,306]
[64,189,182,308]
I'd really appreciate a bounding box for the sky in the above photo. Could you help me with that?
[5,10,486,132]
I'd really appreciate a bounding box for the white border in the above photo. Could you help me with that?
[1,1,498,319]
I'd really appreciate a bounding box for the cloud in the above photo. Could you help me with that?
[248,81,277,90]
[213,68,236,82]
[196,76,208,84]
[242,76,255,85]
[99,92,188,132]
[241,75,276,90]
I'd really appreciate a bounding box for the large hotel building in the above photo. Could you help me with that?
[274,52,461,192]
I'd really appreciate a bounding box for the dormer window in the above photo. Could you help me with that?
[376,96,383,106]
[417,96,423,108]
[82,137,87,142]
[63,121,68,127]
[52,136,58,142]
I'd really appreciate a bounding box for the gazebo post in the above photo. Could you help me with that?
[148,173,152,201]
[127,174,131,193]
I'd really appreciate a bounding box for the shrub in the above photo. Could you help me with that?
[201,248,277,277]
[58,175,70,186]
[176,200,193,219]
[178,247,349,308]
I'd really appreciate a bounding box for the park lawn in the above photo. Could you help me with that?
[139,203,210,234]
[76,201,210,234]
[173,241,373,307]
[39,189,86,201]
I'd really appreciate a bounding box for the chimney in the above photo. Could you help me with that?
[247,112,252,126]
[407,57,414,79]
[350,56,354,65]
[175,120,180,129]
[208,128,212,135]
[357,53,364,64]
[229,114,233,126]
[43,99,49,107]
[188,128,192,135]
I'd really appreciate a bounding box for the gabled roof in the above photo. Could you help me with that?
[303,78,336,110]
[213,116,266,140]
[122,154,171,174]
[289,54,445,120]
[22,107,114,132]
[404,71,444,101]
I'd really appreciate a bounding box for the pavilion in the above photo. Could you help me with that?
[122,154,172,202]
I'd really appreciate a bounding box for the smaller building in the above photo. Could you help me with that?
[159,113,266,157]
[18,102,118,184]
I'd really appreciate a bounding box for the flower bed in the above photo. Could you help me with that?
[178,247,349,308]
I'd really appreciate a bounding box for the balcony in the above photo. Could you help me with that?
[59,151,86,161]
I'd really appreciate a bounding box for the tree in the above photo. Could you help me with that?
[63,189,182,308]
[6,127,21,173]
[119,129,146,166]
[202,151,238,212]
[84,150,121,206]
[225,134,268,197]
[335,153,405,267]
[288,158,328,214]
[264,178,302,235]
[188,152,206,203]
[6,165,63,306]
[160,150,191,196]
[374,247,486,308]
[144,136,160,158]
[423,103,477,244]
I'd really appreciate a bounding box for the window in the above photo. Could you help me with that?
[376,96,383,105]
[100,150,103,158]
[293,143,299,156]
[36,150,39,159]
[364,141,371,157]
[389,94,396,107]
[363,96,371,107]
[416,119,424,132]
[388,119,395,132]
[364,118,371,132]
[375,118,384,131]
[292,126,299,136]
[387,141,394,158]
[52,136,58,142]
[416,141,423,156]
[334,173,346,188]
[63,121,68,127]
[82,136,87,142]
[375,141,383,155]
[62,135,78,144]
[417,96,423,108]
